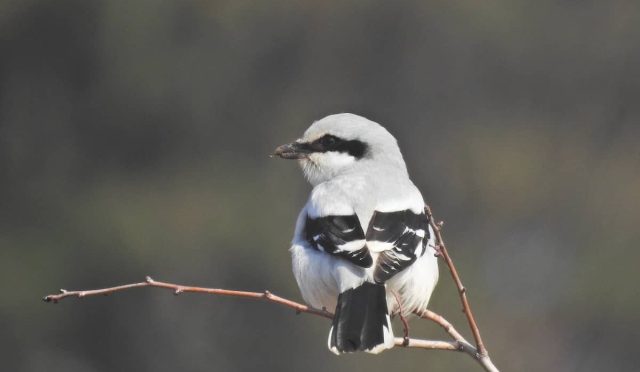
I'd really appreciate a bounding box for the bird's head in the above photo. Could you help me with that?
[273,113,407,185]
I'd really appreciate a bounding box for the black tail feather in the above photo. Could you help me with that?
[329,282,394,354]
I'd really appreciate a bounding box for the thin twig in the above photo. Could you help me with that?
[44,277,454,351]
[43,276,497,370]
[43,276,332,319]
[425,204,498,371]
[418,310,498,372]
[43,205,499,371]
[424,204,486,355]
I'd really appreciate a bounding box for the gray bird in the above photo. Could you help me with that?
[273,113,438,354]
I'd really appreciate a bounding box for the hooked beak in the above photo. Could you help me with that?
[271,142,311,159]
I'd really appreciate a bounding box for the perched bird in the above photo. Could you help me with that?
[273,113,438,354]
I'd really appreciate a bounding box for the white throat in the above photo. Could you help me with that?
[299,152,357,186]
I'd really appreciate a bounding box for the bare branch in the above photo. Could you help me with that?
[425,204,486,354]
[44,277,457,351]
[418,309,499,372]
[42,205,499,371]
[425,204,498,371]
[43,275,497,370]
[43,276,333,319]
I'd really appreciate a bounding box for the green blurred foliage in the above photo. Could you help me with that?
[1,1,639,371]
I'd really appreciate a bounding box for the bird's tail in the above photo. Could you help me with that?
[328,282,394,354]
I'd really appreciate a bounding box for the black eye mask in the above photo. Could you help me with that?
[308,134,368,159]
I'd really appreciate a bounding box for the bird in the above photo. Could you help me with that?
[272,113,439,355]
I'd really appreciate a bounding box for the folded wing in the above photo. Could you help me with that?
[305,214,373,268]
[366,210,430,283]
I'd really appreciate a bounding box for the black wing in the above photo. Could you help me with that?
[366,210,430,283]
[305,214,373,268]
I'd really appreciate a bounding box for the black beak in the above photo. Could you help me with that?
[272,142,311,159]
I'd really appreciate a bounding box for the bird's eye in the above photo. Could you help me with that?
[321,135,338,148]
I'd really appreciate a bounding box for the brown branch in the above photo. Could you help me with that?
[418,309,498,372]
[43,277,455,351]
[425,204,497,371]
[425,204,486,354]
[43,205,499,371]
[43,276,333,319]
[43,276,497,370]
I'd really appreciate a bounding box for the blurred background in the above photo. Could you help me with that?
[1,1,639,371]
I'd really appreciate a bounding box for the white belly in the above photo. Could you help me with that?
[385,246,439,315]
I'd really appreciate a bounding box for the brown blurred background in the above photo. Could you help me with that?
[1,1,639,371]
